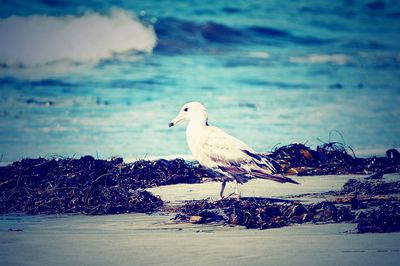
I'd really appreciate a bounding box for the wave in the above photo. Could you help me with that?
[153,17,334,53]
[289,54,349,65]
[153,17,244,53]
[0,9,156,67]
[0,77,76,87]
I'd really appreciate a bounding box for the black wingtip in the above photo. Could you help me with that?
[277,174,300,185]
[276,174,300,184]
[252,171,300,185]
[242,149,262,160]
[288,178,300,185]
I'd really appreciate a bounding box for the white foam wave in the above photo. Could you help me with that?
[289,54,349,65]
[248,51,270,59]
[0,9,157,67]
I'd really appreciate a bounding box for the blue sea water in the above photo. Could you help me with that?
[0,0,399,163]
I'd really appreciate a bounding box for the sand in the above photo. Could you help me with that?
[1,173,400,266]
[147,173,400,203]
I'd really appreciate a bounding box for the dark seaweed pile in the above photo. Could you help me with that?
[175,179,400,233]
[175,199,353,229]
[269,143,400,175]
[0,156,214,214]
[340,178,400,195]
[0,143,399,219]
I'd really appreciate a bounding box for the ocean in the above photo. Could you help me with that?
[0,0,399,163]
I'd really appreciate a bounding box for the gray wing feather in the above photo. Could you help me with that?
[199,126,298,184]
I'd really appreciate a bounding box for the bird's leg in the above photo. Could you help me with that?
[219,181,227,200]
[234,180,241,199]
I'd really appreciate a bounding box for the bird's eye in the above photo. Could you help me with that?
[184,108,188,112]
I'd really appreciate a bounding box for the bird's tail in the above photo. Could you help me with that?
[241,149,299,184]
[251,170,300,184]
[242,150,279,174]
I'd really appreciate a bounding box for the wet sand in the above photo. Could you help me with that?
[147,173,400,203]
[1,173,400,266]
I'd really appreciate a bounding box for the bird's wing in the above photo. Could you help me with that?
[201,126,254,164]
[201,126,298,184]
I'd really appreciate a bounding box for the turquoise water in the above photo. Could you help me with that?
[0,0,400,162]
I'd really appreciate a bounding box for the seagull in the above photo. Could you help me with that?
[169,102,299,199]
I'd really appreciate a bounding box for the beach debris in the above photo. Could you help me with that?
[386,149,400,164]
[365,171,383,180]
[340,179,400,195]
[0,143,399,224]
[189,215,204,223]
[269,143,400,175]
[174,179,400,233]
[356,202,400,233]
[0,156,213,215]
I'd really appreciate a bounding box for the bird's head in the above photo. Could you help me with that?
[169,102,208,127]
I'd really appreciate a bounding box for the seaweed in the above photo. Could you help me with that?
[340,178,400,195]
[0,143,399,224]
[174,179,400,233]
[269,142,400,175]
[0,156,213,215]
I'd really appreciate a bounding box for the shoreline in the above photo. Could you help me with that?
[2,146,399,167]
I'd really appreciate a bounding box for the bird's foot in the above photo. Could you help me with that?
[224,192,241,200]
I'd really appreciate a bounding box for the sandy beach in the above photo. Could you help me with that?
[1,1,400,265]
[1,173,399,266]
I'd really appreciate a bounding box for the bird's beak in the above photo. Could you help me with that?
[169,113,184,128]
